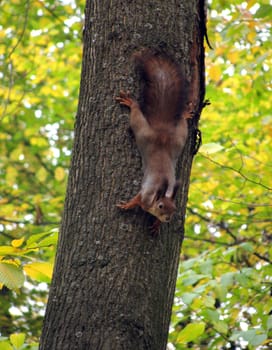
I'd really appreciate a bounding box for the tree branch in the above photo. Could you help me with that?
[7,0,30,59]
[202,154,272,191]
[187,207,238,242]
[0,216,59,226]
[253,252,272,265]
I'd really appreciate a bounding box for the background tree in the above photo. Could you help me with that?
[0,0,271,349]
[39,0,205,349]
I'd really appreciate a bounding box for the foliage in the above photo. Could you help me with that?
[0,0,271,349]
[0,0,84,344]
[169,1,272,349]
[0,332,38,350]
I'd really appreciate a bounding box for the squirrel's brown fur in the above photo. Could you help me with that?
[116,49,188,233]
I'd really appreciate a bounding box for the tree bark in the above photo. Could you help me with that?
[39,1,205,349]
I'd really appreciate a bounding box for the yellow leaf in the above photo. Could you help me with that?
[177,323,205,343]
[36,167,47,182]
[0,198,9,205]
[208,65,221,82]
[11,238,25,248]
[24,262,53,283]
[0,340,13,350]
[251,46,259,54]
[30,137,48,147]
[24,128,37,137]
[247,0,257,8]
[227,51,239,64]
[247,30,256,44]
[248,20,256,30]
[0,246,18,257]
[6,166,18,186]
[55,167,65,181]
[215,46,227,56]
[10,333,26,350]
[10,147,23,161]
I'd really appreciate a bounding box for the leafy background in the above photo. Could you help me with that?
[0,0,271,349]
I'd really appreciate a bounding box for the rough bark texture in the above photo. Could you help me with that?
[39,1,205,349]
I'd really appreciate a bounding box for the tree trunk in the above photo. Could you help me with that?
[39,1,205,349]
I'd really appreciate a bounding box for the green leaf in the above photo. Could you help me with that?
[202,309,220,323]
[177,322,205,343]
[38,231,58,247]
[0,246,18,256]
[26,230,57,248]
[0,262,25,289]
[0,341,13,350]
[220,272,235,288]
[256,5,272,19]
[266,315,272,330]
[239,242,254,252]
[230,330,267,347]
[199,259,213,274]
[181,292,198,305]
[213,320,228,335]
[203,295,215,308]
[10,333,25,349]
[182,274,208,286]
[199,142,224,154]
[180,257,198,270]
[235,272,250,287]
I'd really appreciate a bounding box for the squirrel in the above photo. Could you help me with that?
[115,49,189,233]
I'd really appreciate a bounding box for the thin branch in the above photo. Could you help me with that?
[0,216,59,226]
[7,0,30,59]
[34,150,55,177]
[202,154,272,191]
[1,61,14,120]
[187,203,272,226]
[187,207,238,242]
[0,231,14,240]
[190,184,271,208]
[253,252,272,265]
[209,196,271,208]
[185,236,272,265]
[185,235,230,246]
[35,0,71,26]
[1,1,30,120]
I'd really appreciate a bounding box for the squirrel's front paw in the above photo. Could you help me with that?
[116,201,130,210]
[115,90,133,107]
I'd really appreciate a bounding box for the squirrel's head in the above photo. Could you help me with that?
[147,180,179,222]
[148,197,177,222]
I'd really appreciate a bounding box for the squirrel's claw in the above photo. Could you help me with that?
[116,201,129,210]
[119,90,130,98]
[115,91,133,107]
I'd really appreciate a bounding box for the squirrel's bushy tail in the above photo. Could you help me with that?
[133,49,187,126]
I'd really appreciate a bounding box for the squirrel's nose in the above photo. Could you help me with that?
[165,216,170,222]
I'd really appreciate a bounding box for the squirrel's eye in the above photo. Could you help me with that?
[158,203,164,209]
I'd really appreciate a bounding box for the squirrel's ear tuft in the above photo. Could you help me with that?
[156,179,168,200]
[172,181,180,199]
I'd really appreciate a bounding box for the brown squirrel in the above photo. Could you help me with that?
[116,49,189,233]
